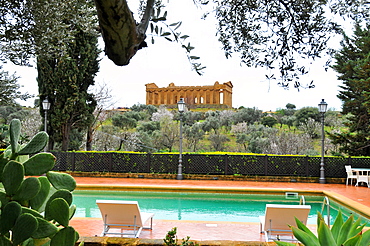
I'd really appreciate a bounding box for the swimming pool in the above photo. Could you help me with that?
[72,190,370,225]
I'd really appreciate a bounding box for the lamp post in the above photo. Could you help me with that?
[42,98,51,151]
[177,98,185,180]
[318,99,328,184]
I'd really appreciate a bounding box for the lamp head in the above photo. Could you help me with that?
[177,98,185,113]
[42,98,51,111]
[318,99,327,113]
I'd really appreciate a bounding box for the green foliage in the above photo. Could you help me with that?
[130,103,158,115]
[261,116,278,127]
[294,107,320,126]
[164,227,199,246]
[233,107,263,125]
[37,23,100,151]
[0,68,32,107]
[329,23,370,156]
[111,113,138,130]
[275,211,370,246]
[149,5,205,75]
[0,119,80,246]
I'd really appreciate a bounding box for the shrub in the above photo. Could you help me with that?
[275,211,370,246]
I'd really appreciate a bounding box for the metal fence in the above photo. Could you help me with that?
[51,152,370,178]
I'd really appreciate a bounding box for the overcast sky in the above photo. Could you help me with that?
[4,1,345,111]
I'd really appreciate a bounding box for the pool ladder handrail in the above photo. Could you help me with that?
[321,196,330,227]
[299,195,306,205]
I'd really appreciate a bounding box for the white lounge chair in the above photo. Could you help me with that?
[345,165,357,185]
[259,204,311,242]
[96,200,154,238]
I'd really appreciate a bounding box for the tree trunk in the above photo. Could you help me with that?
[61,123,71,151]
[86,127,93,151]
[94,0,154,66]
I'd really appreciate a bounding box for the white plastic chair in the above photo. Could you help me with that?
[355,171,370,188]
[96,200,154,238]
[259,204,311,242]
[345,165,357,185]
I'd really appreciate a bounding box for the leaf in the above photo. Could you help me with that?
[161,32,171,36]
[331,210,344,240]
[174,21,182,30]
[190,56,200,60]
[291,226,320,246]
[337,215,355,244]
[294,217,318,241]
[274,241,296,246]
[180,35,189,39]
[317,216,336,246]
[359,230,370,246]
[343,235,361,246]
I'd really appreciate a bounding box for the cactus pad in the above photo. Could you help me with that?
[18,131,49,155]
[9,119,21,154]
[30,176,51,212]
[32,217,58,239]
[47,171,76,191]
[0,201,22,235]
[12,213,38,246]
[12,177,41,202]
[23,153,56,176]
[2,161,24,196]
[50,226,78,246]
[49,198,70,227]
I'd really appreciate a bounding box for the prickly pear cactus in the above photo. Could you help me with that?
[0,119,80,246]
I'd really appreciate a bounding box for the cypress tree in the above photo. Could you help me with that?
[329,23,370,156]
[38,27,100,151]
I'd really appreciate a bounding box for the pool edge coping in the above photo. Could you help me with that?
[75,184,370,220]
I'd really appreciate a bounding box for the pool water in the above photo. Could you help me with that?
[72,190,370,225]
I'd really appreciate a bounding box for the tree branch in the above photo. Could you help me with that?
[94,0,154,66]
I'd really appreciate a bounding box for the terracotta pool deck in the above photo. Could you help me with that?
[70,177,370,242]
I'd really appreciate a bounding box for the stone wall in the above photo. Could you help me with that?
[76,237,278,245]
[68,171,345,184]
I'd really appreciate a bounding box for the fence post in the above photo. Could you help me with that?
[305,155,309,177]
[264,155,268,175]
[108,152,113,172]
[147,153,151,173]
[224,154,229,175]
[71,152,76,171]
